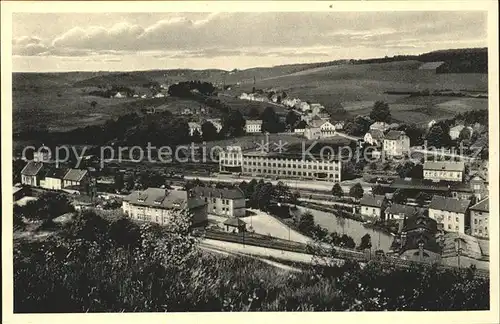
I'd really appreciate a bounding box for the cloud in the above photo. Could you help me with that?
[12,12,487,60]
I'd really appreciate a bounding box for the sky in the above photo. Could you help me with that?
[12,11,488,72]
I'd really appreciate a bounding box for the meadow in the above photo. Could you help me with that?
[13,59,488,133]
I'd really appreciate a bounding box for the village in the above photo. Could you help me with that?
[13,79,490,273]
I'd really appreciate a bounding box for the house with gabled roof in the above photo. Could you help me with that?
[423,161,465,182]
[385,203,418,220]
[20,161,47,187]
[122,187,208,226]
[63,169,89,188]
[428,195,470,234]
[469,198,489,238]
[359,194,387,219]
[41,167,68,190]
[193,186,246,217]
[383,130,410,157]
[364,129,385,146]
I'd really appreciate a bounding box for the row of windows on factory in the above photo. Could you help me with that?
[243,167,339,177]
[241,161,339,170]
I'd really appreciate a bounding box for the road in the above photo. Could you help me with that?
[200,238,346,267]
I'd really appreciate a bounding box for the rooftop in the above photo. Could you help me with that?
[385,203,417,216]
[63,169,88,182]
[368,129,385,140]
[20,161,45,176]
[385,130,406,141]
[246,119,263,125]
[45,167,69,179]
[124,187,207,210]
[423,161,465,172]
[428,195,470,214]
[469,198,489,213]
[193,186,245,200]
[360,194,385,208]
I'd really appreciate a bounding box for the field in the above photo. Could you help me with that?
[13,59,488,134]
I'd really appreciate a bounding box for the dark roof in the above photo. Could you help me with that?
[402,214,438,234]
[390,178,450,192]
[63,169,88,182]
[385,203,417,216]
[429,195,470,213]
[469,198,489,212]
[224,217,247,227]
[193,186,245,200]
[20,161,45,176]
[400,231,441,254]
[423,161,465,172]
[360,194,385,208]
[124,187,207,210]
[385,130,406,140]
[45,167,69,179]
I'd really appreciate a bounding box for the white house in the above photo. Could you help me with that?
[304,126,322,140]
[423,161,465,182]
[469,198,489,238]
[428,195,470,234]
[449,125,465,140]
[369,122,390,132]
[154,93,165,98]
[359,194,386,220]
[319,121,336,138]
[428,119,437,129]
[384,203,417,220]
[334,122,344,130]
[245,120,263,133]
[122,188,208,226]
[364,129,385,146]
[193,186,246,217]
[114,92,125,98]
[383,130,410,157]
[188,122,202,136]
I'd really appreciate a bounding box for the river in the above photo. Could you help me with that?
[294,206,394,252]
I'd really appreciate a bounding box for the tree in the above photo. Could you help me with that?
[201,121,218,142]
[358,233,372,250]
[426,124,451,148]
[297,211,315,234]
[396,161,415,178]
[260,106,282,133]
[372,184,385,195]
[344,116,371,136]
[370,101,391,122]
[108,217,142,249]
[458,127,472,142]
[90,101,98,109]
[222,110,246,137]
[114,172,124,191]
[331,183,344,198]
[349,183,364,200]
[285,110,299,129]
[392,189,407,204]
[399,123,425,146]
[248,106,260,118]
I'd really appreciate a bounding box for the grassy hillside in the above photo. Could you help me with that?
[12,48,488,133]
[73,72,158,88]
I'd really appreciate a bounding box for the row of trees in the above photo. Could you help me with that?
[14,206,489,312]
[168,81,217,97]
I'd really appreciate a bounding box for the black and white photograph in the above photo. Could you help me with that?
[2,0,499,321]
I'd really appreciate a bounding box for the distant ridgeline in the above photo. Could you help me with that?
[295,48,487,74]
[352,48,488,74]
